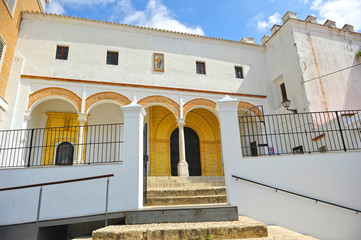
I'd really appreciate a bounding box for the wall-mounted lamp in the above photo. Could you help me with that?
[282,99,297,114]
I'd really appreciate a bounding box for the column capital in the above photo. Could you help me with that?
[177,118,185,127]
[122,102,146,118]
[217,95,239,112]
[78,113,88,125]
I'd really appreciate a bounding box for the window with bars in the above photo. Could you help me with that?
[106,51,118,65]
[235,66,243,79]
[280,83,288,102]
[196,61,205,74]
[56,46,69,60]
[0,36,5,68]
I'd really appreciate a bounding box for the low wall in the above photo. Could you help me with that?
[0,163,138,225]
[225,151,361,240]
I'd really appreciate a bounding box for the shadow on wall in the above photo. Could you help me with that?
[343,58,361,110]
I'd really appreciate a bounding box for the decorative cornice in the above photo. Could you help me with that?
[21,74,267,99]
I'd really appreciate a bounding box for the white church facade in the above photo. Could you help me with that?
[0,8,361,240]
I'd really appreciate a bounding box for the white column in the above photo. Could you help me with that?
[217,95,242,204]
[74,113,88,165]
[122,102,146,208]
[177,118,189,176]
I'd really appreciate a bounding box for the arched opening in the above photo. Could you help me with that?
[55,142,74,165]
[185,108,223,176]
[170,127,201,176]
[29,99,79,166]
[145,105,177,176]
[238,108,267,156]
[86,102,124,164]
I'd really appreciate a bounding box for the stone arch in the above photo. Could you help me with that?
[138,95,180,118]
[185,108,222,176]
[155,113,178,139]
[183,98,217,118]
[185,112,214,141]
[28,87,81,113]
[238,101,263,121]
[85,92,131,113]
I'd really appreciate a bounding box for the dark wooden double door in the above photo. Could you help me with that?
[170,127,201,176]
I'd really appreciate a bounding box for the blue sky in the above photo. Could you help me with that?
[46,0,361,44]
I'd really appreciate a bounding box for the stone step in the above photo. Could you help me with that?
[125,204,238,225]
[147,186,226,197]
[237,226,319,240]
[147,176,225,188]
[92,216,268,240]
[147,194,227,206]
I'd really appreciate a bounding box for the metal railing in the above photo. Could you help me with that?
[239,109,361,156]
[0,123,124,168]
[0,174,114,225]
[232,175,360,214]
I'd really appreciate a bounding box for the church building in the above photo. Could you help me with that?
[0,1,361,239]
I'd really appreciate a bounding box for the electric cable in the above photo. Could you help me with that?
[302,62,361,84]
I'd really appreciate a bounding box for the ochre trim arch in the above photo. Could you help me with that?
[183,98,217,117]
[238,101,263,121]
[28,87,82,112]
[138,95,180,117]
[85,92,131,112]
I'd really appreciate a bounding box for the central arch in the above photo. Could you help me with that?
[170,127,201,176]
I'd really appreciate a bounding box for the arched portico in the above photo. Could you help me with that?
[28,87,82,113]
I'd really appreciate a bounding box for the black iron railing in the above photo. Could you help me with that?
[239,109,361,156]
[232,175,360,214]
[0,123,124,168]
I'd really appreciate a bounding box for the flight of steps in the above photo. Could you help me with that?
[146,176,227,206]
[76,177,318,239]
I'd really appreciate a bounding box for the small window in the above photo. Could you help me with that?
[235,66,243,79]
[107,51,118,65]
[56,46,69,60]
[0,36,5,67]
[280,83,288,102]
[55,142,74,165]
[196,61,205,74]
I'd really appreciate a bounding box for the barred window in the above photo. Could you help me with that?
[107,51,118,65]
[235,66,243,79]
[56,46,69,60]
[196,61,205,74]
[0,36,5,68]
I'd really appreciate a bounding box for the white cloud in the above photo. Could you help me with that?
[311,0,361,31]
[46,0,115,14]
[256,12,282,31]
[46,0,204,35]
[45,1,65,15]
[112,0,204,35]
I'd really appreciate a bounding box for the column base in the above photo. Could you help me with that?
[177,160,189,176]
[73,160,83,165]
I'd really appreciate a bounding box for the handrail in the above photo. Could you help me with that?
[232,175,360,214]
[0,174,114,191]
[0,174,114,226]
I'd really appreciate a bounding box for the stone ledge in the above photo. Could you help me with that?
[92,216,267,240]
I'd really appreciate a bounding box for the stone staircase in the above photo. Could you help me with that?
[74,176,318,240]
[146,176,227,206]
